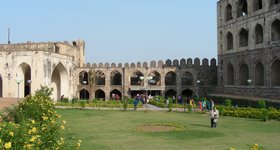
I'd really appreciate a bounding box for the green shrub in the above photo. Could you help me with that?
[224,99,232,107]
[79,101,86,108]
[187,104,192,113]
[0,90,80,149]
[257,100,266,109]
[123,100,128,111]
[261,109,269,122]
[218,106,280,121]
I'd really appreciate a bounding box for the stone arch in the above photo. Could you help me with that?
[237,0,248,17]
[86,63,91,67]
[110,89,122,100]
[130,63,136,68]
[95,70,105,85]
[210,58,217,66]
[226,32,233,50]
[253,0,262,11]
[182,89,193,97]
[158,60,163,67]
[98,63,103,68]
[150,61,156,68]
[180,58,186,67]
[182,71,193,86]
[254,24,263,44]
[137,62,141,67]
[271,19,280,41]
[92,63,97,68]
[131,70,144,85]
[271,59,280,86]
[239,63,249,85]
[111,63,116,68]
[148,71,161,86]
[124,63,129,68]
[225,4,233,21]
[173,59,179,67]
[165,59,172,67]
[165,71,176,86]
[255,61,264,86]
[194,58,200,66]
[239,28,249,47]
[79,89,89,100]
[118,63,123,68]
[187,58,193,65]
[51,62,69,101]
[227,63,234,85]
[95,89,105,100]
[18,62,32,97]
[202,58,209,66]
[111,70,122,85]
[105,63,109,68]
[165,89,177,99]
[143,62,148,68]
[79,71,89,85]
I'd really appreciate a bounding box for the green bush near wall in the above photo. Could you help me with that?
[216,106,280,121]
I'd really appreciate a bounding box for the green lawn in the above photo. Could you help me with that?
[57,109,280,150]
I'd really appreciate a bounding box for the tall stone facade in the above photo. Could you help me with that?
[216,0,280,100]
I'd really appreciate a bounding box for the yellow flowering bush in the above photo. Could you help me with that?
[0,86,80,149]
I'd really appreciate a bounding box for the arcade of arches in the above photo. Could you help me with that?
[78,69,198,100]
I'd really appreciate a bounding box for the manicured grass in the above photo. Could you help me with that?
[57,109,280,150]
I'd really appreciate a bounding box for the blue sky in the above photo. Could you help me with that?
[0,0,218,64]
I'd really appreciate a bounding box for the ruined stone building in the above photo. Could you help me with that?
[0,0,279,101]
[0,40,217,100]
[216,0,280,99]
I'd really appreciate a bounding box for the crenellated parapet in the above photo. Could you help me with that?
[83,58,217,69]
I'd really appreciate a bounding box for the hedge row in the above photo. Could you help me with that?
[217,106,280,121]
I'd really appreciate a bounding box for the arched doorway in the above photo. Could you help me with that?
[19,63,31,97]
[271,60,280,86]
[111,70,122,85]
[165,72,176,86]
[165,89,177,99]
[182,89,193,98]
[51,63,69,101]
[79,89,89,100]
[239,63,249,85]
[95,89,105,100]
[110,89,122,100]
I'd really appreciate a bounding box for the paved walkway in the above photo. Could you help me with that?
[0,98,19,109]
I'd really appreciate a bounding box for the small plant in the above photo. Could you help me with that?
[187,104,192,113]
[123,100,128,111]
[35,85,54,97]
[262,109,269,122]
[224,99,232,107]
[248,143,264,150]
[167,102,173,112]
[258,100,266,109]
[79,101,86,108]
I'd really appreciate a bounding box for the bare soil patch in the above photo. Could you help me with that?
[137,125,176,132]
[136,123,185,132]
